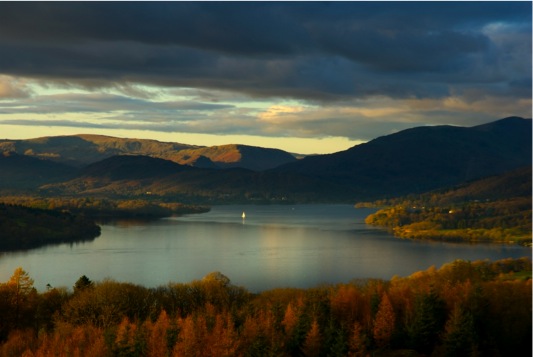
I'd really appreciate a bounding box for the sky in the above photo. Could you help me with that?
[0,2,531,154]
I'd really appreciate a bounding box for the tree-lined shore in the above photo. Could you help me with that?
[360,166,532,246]
[0,199,210,251]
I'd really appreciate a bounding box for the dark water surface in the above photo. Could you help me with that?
[0,205,529,292]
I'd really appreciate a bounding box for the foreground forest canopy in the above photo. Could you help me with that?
[0,258,531,357]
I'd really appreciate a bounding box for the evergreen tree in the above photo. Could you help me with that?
[74,275,93,293]
[407,289,447,354]
[442,305,477,357]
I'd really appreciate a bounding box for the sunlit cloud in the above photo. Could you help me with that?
[0,75,32,99]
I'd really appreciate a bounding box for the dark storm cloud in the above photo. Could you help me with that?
[0,2,530,102]
[0,2,312,54]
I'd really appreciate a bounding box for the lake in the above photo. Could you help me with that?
[0,204,530,292]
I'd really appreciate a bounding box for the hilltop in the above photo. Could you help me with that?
[166,144,296,170]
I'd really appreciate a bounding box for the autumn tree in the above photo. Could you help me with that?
[0,329,37,357]
[60,280,153,328]
[348,322,368,357]
[330,285,363,328]
[206,313,238,356]
[31,322,107,357]
[35,287,70,332]
[113,317,145,357]
[302,318,322,357]
[281,302,299,351]
[144,310,171,357]
[172,315,208,357]
[0,267,36,332]
[372,292,395,349]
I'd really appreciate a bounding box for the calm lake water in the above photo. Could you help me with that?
[0,204,530,292]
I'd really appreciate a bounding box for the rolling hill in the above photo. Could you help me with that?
[80,155,190,180]
[0,152,78,190]
[40,154,350,202]
[166,144,297,170]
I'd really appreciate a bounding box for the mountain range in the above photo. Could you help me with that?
[1,116,531,202]
[0,134,296,170]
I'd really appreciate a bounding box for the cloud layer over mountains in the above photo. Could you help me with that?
[0,2,530,149]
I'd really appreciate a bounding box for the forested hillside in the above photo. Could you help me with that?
[362,166,532,245]
[0,258,530,356]
[40,155,350,203]
[0,152,77,190]
[274,117,532,199]
[0,204,100,251]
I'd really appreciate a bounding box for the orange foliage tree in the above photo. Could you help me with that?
[372,292,396,349]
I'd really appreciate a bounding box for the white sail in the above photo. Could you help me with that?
[242,211,246,219]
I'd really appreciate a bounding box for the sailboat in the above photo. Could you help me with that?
[242,211,246,219]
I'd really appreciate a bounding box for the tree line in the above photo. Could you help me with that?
[0,196,210,219]
[0,203,101,251]
[0,258,530,356]
[0,198,211,251]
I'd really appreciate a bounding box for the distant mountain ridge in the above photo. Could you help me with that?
[0,135,197,167]
[1,116,531,202]
[0,134,296,171]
